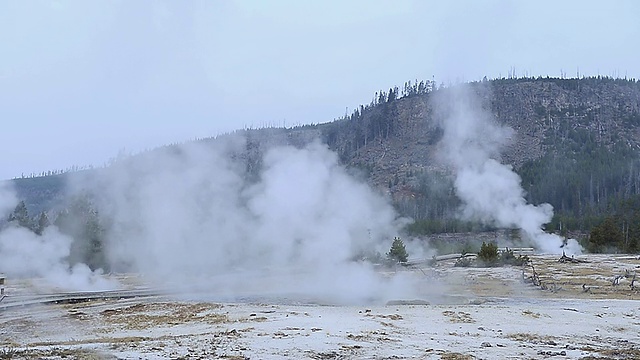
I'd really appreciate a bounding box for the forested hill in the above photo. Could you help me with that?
[320,77,640,230]
[10,76,640,237]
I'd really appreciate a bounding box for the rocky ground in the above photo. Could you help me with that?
[1,254,639,359]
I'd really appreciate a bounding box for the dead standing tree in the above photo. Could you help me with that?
[558,251,589,264]
[612,269,637,290]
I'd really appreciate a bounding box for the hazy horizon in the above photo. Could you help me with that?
[2,0,639,180]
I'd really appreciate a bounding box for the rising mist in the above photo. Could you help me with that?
[0,182,115,291]
[433,84,583,255]
[72,137,429,304]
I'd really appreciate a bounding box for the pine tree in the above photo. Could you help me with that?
[387,236,409,263]
[35,212,50,236]
[478,241,499,266]
[55,195,108,271]
[7,201,32,230]
[588,217,623,253]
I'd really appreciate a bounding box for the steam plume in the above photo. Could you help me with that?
[0,182,114,291]
[434,85,583,255]
[0,183,17,219]
[89,138,425,304]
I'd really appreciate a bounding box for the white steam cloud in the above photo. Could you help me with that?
[89,138,425,304]
[0,182,114,291]
[434,85,583,255]
[0,182,17,216]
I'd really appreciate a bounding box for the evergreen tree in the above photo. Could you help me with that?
[55,195,108,271]
[83,207,107,271]
[35,211,50,236]
[588,217,623,253]
[387,236,409,263]
[7,201,33,230]
[387,87,397,102]
[477,241,499,266]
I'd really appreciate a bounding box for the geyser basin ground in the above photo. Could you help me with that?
[1,254,639,359]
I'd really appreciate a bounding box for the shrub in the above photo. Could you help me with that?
[477,241,499,266]
[500,248,530,266]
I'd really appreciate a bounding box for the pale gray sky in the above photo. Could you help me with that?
[1,0,638,180]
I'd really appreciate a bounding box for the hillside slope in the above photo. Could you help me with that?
[319,77,640,224]
[9,77,640,232]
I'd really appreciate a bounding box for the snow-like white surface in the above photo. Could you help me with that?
[2,297,639,359]
[1,255,639,359]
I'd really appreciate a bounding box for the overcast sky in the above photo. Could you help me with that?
[1,0,639,180]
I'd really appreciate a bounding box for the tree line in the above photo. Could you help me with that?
[3,195,108,271]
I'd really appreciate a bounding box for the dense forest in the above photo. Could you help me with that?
[3,195,108,271]
[6,76,640,256]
